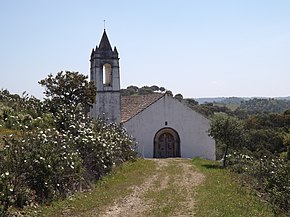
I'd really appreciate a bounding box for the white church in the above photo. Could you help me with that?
[89,30,216,160]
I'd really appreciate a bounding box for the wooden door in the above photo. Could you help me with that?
[156,132,176,158]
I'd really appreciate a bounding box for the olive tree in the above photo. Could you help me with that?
[209,113,245,167]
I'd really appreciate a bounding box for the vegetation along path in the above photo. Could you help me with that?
[35,158,203,217]
[31,158,277,217]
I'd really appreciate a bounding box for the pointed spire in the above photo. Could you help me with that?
[90,48,95,57]
[113,46,118,55]
[99,30,112,51]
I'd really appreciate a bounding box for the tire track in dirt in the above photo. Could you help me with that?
[99,159,169,217]
[171,158,205,217]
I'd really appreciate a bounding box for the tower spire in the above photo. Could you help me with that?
[103,19,106,30]
[99,29,112,51]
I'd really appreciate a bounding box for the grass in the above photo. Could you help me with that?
[24,159,156,217]
[23,158,285,217]
[192,158,276,217]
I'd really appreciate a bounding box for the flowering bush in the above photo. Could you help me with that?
[0,87,137,215]
[53,103,136,180]
[226,152,254,174]
[0,128,83,212]
[227,152,290,213]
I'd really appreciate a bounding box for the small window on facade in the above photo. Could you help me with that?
[103,63,112,86]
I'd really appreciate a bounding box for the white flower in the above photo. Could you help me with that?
[48,164,51,168]
[70,165,74,169]
[9,188,13,192]
[5,172,9,176]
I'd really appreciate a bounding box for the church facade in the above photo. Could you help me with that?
[90,30,216,160]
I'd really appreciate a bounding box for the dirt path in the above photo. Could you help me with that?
[93,158,204,217]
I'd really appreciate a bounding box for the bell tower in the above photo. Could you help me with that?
[90,30,120,123]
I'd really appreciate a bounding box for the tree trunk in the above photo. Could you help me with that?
[223,144,229,168]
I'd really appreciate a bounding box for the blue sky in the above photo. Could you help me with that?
[1,0,290,98]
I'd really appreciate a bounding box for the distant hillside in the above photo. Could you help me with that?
[195,96,290,104]
[237,98,290,114]
[276,96,290,101]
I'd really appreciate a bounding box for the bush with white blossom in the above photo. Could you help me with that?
[0,87,137,215]
[227,152,290,213]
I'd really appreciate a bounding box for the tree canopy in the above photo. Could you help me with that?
[209,113,245,167]
[39,71,96,110]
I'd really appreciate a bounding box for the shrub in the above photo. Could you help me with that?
[227,153,290,213]
[0,79,137,215]
[0,106,137,216]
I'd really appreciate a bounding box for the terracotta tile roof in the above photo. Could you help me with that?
[121,93,164,123]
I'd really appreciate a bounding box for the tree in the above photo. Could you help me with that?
[127,85,139,93]
[39,71,96,112]
[165,90,173,96]
[209,113,245,167]
[174,93,183,101]
[184,98,199,106]
[282,129,290,160]
[139,86,154,95]
[150,85,159,91]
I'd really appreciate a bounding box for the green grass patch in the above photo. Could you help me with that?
[192,158,276,217]
[24,159,156,217]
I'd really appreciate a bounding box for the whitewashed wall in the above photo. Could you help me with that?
[123,94,216,160]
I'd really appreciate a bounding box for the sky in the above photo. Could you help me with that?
[1,0,290,98]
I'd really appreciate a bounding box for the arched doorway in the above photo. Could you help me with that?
[154,128,180,158]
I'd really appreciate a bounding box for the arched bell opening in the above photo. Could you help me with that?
[102,63,112,86]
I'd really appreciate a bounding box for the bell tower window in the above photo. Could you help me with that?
[103,63,112,86]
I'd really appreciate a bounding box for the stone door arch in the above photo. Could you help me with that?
[154,128,180,158]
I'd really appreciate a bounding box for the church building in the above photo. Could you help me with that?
[90,30,216,160]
